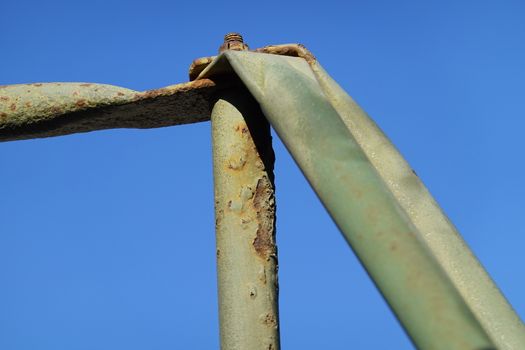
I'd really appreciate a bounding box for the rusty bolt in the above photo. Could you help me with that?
[219,33,249,53]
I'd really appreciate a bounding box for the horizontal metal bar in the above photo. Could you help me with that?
[0,80,216,142]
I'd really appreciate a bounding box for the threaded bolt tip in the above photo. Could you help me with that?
[224,33,243,43]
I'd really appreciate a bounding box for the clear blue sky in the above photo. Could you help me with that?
[1,1,524,349]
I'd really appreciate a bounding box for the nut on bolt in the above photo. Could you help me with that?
[219,33,249,53]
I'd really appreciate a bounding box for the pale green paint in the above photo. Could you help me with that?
[309,62,525,350]
[0,83,135,128]
[211,89,280,350]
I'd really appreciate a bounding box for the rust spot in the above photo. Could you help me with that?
[249,286,257,299]
[215,209,223,228]
[133,79,216,102]
[138,87,171,99]
[390,242,398,252]
[75,99,87,107]
[0,112,7,120]
[79,83,92,87]
[50,106,63,114]
[259,268,267,285]
[9,103,16,111]
[260,313,277,328]
[24,101,32,108]
[252,176,276,259]
[117,92,125,96]
[255,44,317,65]
[227,153,246,170]
[72,91,79,96]
[0,96,9,101]
[234,123,249,134]
[188,56,215,81]
[32,83,43,87]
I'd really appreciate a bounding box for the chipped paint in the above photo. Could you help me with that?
[0,79,216,142]
[212,88,279,350]
[252,176,276,260]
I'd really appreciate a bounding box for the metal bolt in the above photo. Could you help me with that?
[219,32,249,53]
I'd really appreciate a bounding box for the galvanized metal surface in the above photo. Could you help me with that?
[0,79,216,142]
[212,88,280,350]
[200,51,498,350]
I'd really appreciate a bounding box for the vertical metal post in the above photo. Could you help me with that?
[211,34,280,350]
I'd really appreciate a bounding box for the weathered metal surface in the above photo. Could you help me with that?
[212,34,280,350]
[200,51,498,350]
[306,62,525,350]
[2,35,522,348]
[212,88,280,350]
[0,79,216,142]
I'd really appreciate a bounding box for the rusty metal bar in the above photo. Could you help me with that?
[211,87,280,350]
[0,80,216,142]
[210,34,280,350]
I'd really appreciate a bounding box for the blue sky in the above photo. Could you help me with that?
[1,0,524,349]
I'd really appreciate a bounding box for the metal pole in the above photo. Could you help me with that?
[211,34,280,350]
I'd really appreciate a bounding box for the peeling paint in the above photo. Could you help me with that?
[212,91,279,350]
[0,79,216,142]
[252,176,276,259]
